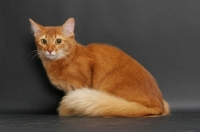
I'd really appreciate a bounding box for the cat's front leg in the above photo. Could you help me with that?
[55,83,76,92]
[67,84,75,91]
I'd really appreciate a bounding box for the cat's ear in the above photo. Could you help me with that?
[61,18,75,37]
[29,19,44,36]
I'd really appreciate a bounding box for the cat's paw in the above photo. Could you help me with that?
[57,103,75,116]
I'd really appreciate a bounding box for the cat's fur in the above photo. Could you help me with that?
[29,18,170,117]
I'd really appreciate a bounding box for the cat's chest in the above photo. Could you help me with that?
[46,62,74,81]
[44,63,74,89]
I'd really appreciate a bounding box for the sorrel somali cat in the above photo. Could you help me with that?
[29,18,170,117]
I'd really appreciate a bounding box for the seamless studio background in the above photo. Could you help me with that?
[0,0,200,114]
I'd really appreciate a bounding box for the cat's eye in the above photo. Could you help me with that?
[56,39,62,44]
[41,39,47,45]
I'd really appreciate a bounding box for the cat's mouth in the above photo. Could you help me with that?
[43,50,67,60]
[44,51,58,60]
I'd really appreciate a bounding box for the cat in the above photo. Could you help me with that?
[29,18,170,117]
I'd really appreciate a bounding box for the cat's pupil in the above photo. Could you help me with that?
[56,39,62,44]
[42,39,47,44]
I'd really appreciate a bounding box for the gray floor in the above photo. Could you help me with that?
[0,112,199,132]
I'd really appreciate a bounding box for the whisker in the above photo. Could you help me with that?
[31,53,38,60]
[27,50,38,58]
[31,54,39,65]
[33,56,40,65]
[28,50,43,64]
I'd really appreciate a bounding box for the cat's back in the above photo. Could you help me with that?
[84,43,144,77]
[85,43,128,60]
[86,43,121,52]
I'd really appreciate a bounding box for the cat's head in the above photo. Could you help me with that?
[29,18,76,60]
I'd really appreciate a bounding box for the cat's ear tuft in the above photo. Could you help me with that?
[61,18,75,37]
[29,19,43,35]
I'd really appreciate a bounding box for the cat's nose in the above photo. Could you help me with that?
[47,49,53,54]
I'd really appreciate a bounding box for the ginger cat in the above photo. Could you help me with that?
[29,18,170,117]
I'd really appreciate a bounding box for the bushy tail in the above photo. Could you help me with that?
[162,100,170,115]
[59,88,169,117]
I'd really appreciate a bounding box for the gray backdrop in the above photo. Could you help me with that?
[0,0,200,114]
